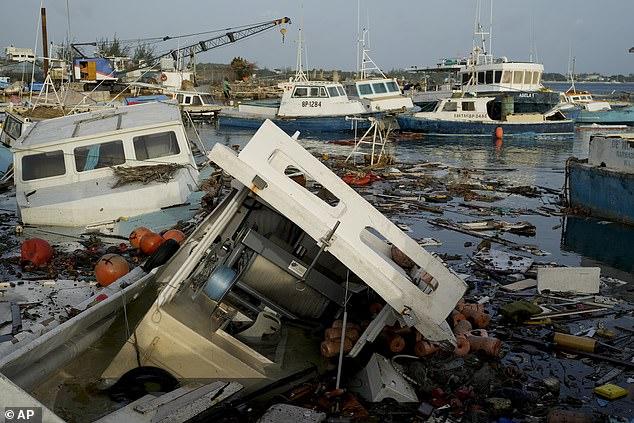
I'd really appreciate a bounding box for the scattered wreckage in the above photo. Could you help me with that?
[1,120,633,422]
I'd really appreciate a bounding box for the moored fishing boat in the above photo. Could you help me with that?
[397,95,574,136]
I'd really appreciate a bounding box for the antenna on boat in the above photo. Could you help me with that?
[293,7,308,82]
[356,0,360,79]
[359,29,386,80]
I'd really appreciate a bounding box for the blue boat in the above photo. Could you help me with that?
[559,89,634,126]
[567,133,634,225]
[397,95,574,136]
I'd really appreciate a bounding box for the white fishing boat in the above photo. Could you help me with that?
[219,28,381,133]
[406,3,560,114]
[101,119,467,386]
[11,102,200,229]
[397,94,574,136]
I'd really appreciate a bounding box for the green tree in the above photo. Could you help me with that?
[133,42,155,66]
[96,35,130,58]
[230,56,256,80]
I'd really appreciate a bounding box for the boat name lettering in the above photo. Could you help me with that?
[518,93,535,98]
[616,150,634,159]
[302,101,322,108]
[454,113,487,119]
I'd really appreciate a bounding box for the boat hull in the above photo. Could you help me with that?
[397,115,575,136]
[218,112,382,133]
[574,106,634,125]
[567,160,634,225]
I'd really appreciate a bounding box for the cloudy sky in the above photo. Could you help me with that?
[1,0,633,75]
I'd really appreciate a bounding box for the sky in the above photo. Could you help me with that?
[1,0,633,76]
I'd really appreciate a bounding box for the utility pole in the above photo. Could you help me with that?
[41,7,49,76]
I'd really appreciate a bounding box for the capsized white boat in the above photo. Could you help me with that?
[11,102,200,229]
[102,119,467,385]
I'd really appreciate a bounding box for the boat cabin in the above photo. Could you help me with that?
[175,91,215,107]
[344,78,414,112]
[459,61,543,93]
[12,102,199,227]
[273,80,366,117]
[0,112,32,147]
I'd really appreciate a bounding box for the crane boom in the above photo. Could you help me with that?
[163,17,291,62]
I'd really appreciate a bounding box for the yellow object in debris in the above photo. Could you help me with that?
[593,383,628,400]
[552,332,596,352]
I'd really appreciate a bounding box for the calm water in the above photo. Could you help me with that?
[544,81,634,95]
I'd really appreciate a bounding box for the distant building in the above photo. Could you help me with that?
[4,45,36,63]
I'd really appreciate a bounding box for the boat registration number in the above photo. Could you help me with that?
[302,101,322,107]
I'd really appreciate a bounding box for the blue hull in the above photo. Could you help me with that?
[575,106,634,125]
[397,115,575,136]
[568,160,634,225]
[218,113,381,133]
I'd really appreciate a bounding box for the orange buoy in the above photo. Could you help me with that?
[129,227,152,249]
[453,334,471,356]
[495,126,504,139]
[95,254,129,287]
[414,340,440,357]
[162,229,186,244]
[140,232,165,255]
[21,238,54,267]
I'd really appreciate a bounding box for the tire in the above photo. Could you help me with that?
[142,239,180,272]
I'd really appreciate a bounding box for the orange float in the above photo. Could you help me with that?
[21,238,54,267]
[129,227,153,249]
[140,232,165,255]
[495,126,504,139]
[95,254,130,287]
[162,229,186,244]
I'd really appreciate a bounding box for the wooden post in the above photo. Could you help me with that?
[41,7,49,76]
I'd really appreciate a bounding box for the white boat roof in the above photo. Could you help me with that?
[15,102,182,149]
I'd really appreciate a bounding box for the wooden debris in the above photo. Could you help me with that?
[111,164,185,188]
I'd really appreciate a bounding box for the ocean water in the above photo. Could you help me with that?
[544,81,634,95]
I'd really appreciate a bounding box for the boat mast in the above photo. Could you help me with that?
[293,11,308,82]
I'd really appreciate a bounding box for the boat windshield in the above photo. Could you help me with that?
[133,131,180,161]
[201,94,214,104]
[74,140,126,172]
[3,115,22,140]
[327,86,341,97]
[386,80,400,93]
[372,82,388,94]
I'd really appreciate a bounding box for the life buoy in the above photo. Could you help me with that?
[160,73,167,82]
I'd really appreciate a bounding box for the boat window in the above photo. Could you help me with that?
[478,72,485,84]
[292,87,308,98]
[494,71,501,83]
[462,73,471,85]
[485,70,493,84]
[309,87,320,97]
[319,87,327,97]
[328,86,340,97]
[336,86,346,96]
[201,94,214,104]
[462,101,475,111]
[74,140,125,172]
[176,94,183,103]
[191,95,202,106]
[386,81,400,93]
[183,95,192,105]
[3,115,22,140]
[513,71,523,84]
[133,131,180,161]
[534,72,541,85]
[442,101,458,112]
[372,82,388,94]
[501,71,511,84]
[22,150,66,181]
[358,83,373,95]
